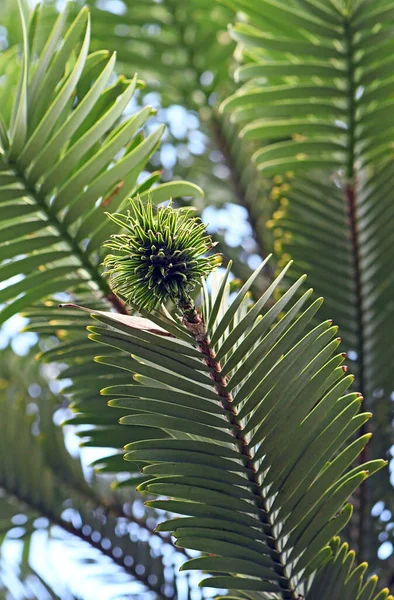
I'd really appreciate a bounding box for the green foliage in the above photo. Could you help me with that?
[221,0,394,567]
[221,0,394,176]
[65,257,389,599]
[307,537,386,600]
[86,0,234,107]
[1,0,394,597]
[0,348,197,599]
[0,2,201,324]
[104,198,222,310]
[82,0,274,275]
[26,296,143,480]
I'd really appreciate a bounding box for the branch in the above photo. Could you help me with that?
[180,301,297,600]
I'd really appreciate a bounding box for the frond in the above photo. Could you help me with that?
[62,259,389,599]
[86,0,232,102]
[0,348,195,599]
[22,297,158,486]
[79,0,275,272]
[306,537,390,600]
[221,0,394,564]
[0,3,202,324]
[220,0,394,373]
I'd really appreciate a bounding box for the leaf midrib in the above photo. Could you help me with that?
[6,157,127,312]
[344,13,368,561]
[185,315,297,599]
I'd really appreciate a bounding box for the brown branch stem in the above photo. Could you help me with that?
[180,301,296,600]
[346,181,369,562]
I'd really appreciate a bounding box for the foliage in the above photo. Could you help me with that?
[80,0,275,275]
[0,349,198,600]
[0,0,394,598]
[221,0,394,569]
[0,1,201,324]
[64,231,389,598]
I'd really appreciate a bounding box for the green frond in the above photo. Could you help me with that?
[0,347,194,599]
[307,538,394,600]
[222,0,394,564]
[64,259,388,598]
[0,3,202,324]
[23,296,173,486]
[1,0,393,594]
[220,0,394,386]
[221,0,394,177]
[86,0,233,104]
[80,0,275,272]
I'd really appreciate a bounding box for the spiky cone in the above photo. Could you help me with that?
[103,198,222,311]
